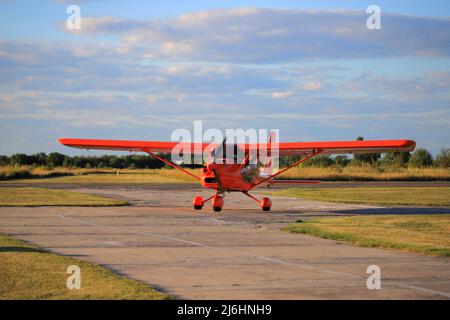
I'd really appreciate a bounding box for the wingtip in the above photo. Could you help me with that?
[404,139,416,151]
[57,138,73,146]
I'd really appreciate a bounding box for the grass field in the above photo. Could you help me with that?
[0,233,169,299]
[278,166,450,181]
[0,166,197,184]
[1,165,450,184]
[286,215,450,257]
[270,187,450,206]
[0,187,128,206]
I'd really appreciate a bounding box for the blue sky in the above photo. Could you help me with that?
[0,0,449,155]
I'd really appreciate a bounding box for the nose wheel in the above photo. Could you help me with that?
[212,194,224,212]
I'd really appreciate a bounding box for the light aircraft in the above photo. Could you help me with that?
[58,137,415,212]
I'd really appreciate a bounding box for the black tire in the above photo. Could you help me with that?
[194,205,203,210]
[213,206,222,212]
[262,206,271,212]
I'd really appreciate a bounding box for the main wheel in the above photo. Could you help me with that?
[211,195,224,212]
[261,197,272,212]
[192,196,204,210]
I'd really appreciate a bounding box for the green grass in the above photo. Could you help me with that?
[0,233,170,299]
[0,187,128,207]
[270,187,450,206]
[285,215,450,257]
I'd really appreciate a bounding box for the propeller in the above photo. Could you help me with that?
[212,168,224,194]
[211,137,227,163]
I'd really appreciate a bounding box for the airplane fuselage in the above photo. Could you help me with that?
[200,163,263,192]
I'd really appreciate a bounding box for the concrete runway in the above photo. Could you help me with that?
[1,182,450,299]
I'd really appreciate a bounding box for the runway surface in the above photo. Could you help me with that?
[1,182,450,299]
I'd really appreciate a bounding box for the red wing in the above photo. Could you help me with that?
[59,138,416,156]
[58,138,210,154]
[251,139,416,156]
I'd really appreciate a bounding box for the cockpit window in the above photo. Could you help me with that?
[211,144,244,164]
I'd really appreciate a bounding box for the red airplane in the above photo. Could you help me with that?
[58,137,415,212]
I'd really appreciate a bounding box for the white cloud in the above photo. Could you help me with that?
[271,91,294,99]
[69,9,450,63]
[302,81,322,91]
[1,9,450,154]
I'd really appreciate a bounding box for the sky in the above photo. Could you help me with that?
[0,0,449,155]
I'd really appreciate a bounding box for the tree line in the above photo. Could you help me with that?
[280,148,449,169]
[1,147,448,169]
[278,136,449,169]
[0,153,169,169]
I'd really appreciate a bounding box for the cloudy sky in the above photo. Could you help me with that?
[1,0,449,155]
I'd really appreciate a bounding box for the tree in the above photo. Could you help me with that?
[334,155,350,167]
[382,151,410,168]
[62,156,72,167]
[303,155,334,167]
[109,157,125,169]
[434,148,450,168]
[353,136,380,164]
[10,153,33,166]
[409,148,433,168]
[34,153,48,166]
[279,155,301,168]
[0,155,10,166]
[46,152,65,167]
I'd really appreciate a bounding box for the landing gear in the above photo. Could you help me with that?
[192,194,223,212]
[261,197,272,212]
[243,192,272,212]
[193,192,271,212]
[192,196,204,210]
[212,194,224,212]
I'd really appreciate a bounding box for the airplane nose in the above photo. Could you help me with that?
[201,165,217,184]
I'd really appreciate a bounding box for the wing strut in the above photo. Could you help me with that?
[143,148,201,181]
[252,149,323,188]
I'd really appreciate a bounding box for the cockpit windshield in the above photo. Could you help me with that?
[210,144,245,164]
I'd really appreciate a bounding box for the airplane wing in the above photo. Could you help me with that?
[58,138,210,154]
[249,139,415,187]
[59,137,415,184]
[59,138,416,155]
[260,139,416,156]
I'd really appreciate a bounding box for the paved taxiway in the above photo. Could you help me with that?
[0,182,449,299]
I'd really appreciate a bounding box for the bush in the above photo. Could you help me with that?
[353,137,381,164]
[46,152,65,167]
[409,148,433,168]
[435,148,450,168]
[10,154,34,166]
[0,168,31,180]
[303,155,335,167]
[382,152,410,168]
[334,155,350,167]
